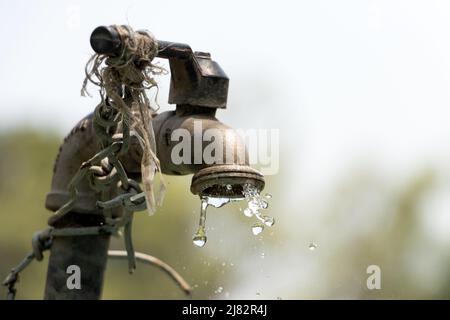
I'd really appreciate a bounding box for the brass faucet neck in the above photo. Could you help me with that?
[175,104,217,117]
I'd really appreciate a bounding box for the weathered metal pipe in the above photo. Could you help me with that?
[44,234,110,299]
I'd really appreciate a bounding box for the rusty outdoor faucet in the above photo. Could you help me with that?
[36,26,265,299]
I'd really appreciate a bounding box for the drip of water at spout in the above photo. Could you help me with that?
[192,199,208,247]
[192,183,275,247]
[207,197,231,208]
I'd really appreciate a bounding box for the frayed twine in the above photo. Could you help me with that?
[81,24,168,215]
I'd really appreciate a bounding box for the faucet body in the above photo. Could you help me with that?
[46,105,261,217]
[43,26,264,299]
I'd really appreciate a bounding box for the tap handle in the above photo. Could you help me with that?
[90,25,193,59]
[90,26,123,56]
[89,25,228,108]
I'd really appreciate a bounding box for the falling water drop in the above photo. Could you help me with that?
[193,238,206,247]
[192,199,208,247]
[215,286,224,294]
[248,200,260,213]
[265,193,272,199]
[262,215,275,227]
[193,230,207,247]
[252,223,264,235]
[260,200,269,209]
[243,208,253,217]
[308,242,318,251]
[226,184,232,191]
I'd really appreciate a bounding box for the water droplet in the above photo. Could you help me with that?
[252,224,264,235]
[248,200,260,213]
[215,286,223,294]
[263,216,275,227]
[256,292,261,296]
[222,262,226,267]
[192,199,209,248]
[193,226,207,247]
[243,208,253,217]
[193,235,207,247]
[260,200,269,209]
[260,252,265,259]
[308,242,318,251]
[193,184,275,245]
[276,296,282,300]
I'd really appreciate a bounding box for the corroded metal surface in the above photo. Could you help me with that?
[191,165,265,198]
[44,234,110,300]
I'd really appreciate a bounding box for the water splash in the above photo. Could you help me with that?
[243,208,253,217]
[242,184,275,236]
[192,183,275,247]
